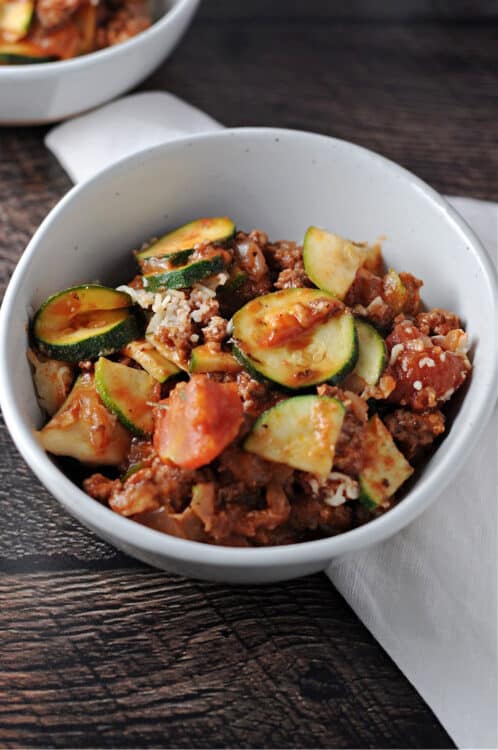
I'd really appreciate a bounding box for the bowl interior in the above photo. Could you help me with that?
[1,128,496,574]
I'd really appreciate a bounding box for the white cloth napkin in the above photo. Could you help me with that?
[46,92,498,749]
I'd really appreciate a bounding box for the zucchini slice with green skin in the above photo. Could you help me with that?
[143,255,226,291]
[244,395,345,476]
[189,345,242,374]
[232,288,358,389]
[95,357,160,437]
[121,462,144,481]
[0,40,53,63]
[123,339,180,383]
[37,373,131,465]
[0,2,34,41]
[359,415,414,509]
[136,217,236,265]
[225,264,247,291]
[33,284,138,362]
[303,226,367,299]
[353,319,387,386]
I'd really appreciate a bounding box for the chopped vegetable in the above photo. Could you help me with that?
[37,374,130,465]
[244,395,345,476]
[123,339,180,383]
[136,217,236,265]
[33,284,138,361]
[154,375,244,470]
[303,226,367,299]
[359,415,414,508]
[189,345,242,374]
[232,288,358,388]
[95,357,160,437]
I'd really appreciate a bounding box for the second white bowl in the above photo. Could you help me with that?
[0,0,199,124]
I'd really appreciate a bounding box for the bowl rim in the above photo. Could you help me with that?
[0,127,497,569]
[0,0,197,77]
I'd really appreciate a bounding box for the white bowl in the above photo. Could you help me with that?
[0,128,496,583]
[0,0,199,124]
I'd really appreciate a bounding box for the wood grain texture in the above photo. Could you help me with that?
[2,0,496,746]
[0,570,452,749]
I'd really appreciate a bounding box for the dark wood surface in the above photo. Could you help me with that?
[2,2,498,747]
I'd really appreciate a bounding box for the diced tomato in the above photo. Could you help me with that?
[385,322,470,410]
[154,375,244,470]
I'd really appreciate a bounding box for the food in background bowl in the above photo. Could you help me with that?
[0,0,151,63]
[28,216,472,547]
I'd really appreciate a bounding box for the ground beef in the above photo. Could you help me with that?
[264,239,303,272]
[274,266,312,289]
[234,231,272,299]
[345,268,423,329]
[184,480,291,545]
[84,473,121,503]
[416,309,461,336]
[201,315,228,344]
[235,370,282,417]
[317,384,367,476]
[148,286,220,366]
[28,16,81,58]
[217,446,293,489]
[84,459,207,517]
[285,490,354,536]
[35,0,82,28]
[384,408,446,461]
[96,2,150,47]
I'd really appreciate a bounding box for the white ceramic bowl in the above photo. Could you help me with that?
[0,0,199,124]
[0,128,496,583]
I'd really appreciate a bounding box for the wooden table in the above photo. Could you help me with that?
[2,2,497,747]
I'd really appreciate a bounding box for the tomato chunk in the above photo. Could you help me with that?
[154,375,244,470]
[260,297,344,348]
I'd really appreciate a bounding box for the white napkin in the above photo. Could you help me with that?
[46,92,498,749]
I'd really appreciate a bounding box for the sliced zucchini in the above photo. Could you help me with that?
[303,226,366,299]
[37,373,130,465]
[232,288,358,389]
[189,345,242,374]
[27,349,74,416]
[359,415,414,509]
[123,339,180,383]
[143,255,226,291]
[353,319,387,386]
[225,264,247,291]
[0,40,52,63]
[95,357,160,437]
[244,395,345,476]
[33,284,139,362]
[136,217,236,265]
[121,462,144,481]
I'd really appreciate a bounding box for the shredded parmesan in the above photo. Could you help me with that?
[413,380,423,391]
[419,357,435,368]
[440,387,456,402]
[323,473,360,507]
[389,343,404,366]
